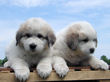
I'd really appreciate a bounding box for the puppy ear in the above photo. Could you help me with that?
[47,32,56,47]
[16,31,23,46]
[66,33,79,50]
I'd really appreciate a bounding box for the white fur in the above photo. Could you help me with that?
[21,36,47,54]
[37,57,52,78]
[89,56,109,70]
[52,21,109,77]
[53,56,69,77]
[4,18,55,81]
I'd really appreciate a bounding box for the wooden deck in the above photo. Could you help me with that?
[0,66,110,82]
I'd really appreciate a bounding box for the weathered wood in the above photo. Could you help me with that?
[0,67,110,82]
[100,80,110,82]
[0,69,110,82]
[28,70,110,81]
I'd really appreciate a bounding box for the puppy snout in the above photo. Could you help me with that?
[90,48,95,53]
[30,43,37,50]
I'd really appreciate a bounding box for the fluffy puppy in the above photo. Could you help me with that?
[52,21,109,77]
[4,18,56,81]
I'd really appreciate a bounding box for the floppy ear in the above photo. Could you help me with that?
[47,32,56,47]
[16,31,23,46]
[66,33,79,50]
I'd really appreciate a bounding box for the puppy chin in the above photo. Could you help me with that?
[25,50,37,55]
[29,49,45,55]
[30,51,38,54]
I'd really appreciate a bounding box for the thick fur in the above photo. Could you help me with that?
[52,21,109,77]
[4,18,56,81]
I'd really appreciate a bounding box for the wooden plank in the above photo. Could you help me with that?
[0,72,17,82]
[81,69,91,71]
[0,67,13,71]
[69,66,91,69]
[28,70,110,81]
[100,80,110,82]
[0,66,91,71]
[0,69,110,82]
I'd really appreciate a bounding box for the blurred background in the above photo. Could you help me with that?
[0,0,110,65]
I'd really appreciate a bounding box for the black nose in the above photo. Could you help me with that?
[90,48,95,53]
[30,44,36,50]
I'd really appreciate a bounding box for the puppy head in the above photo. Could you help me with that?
[66,22,97,55]
[16,18,56,54]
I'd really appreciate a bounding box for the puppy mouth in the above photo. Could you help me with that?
[29,50,37,54]
[31,50,35,52]
[30,49,36,52]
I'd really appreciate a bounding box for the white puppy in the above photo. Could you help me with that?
[4,18,56,81]
[52,21,109,77]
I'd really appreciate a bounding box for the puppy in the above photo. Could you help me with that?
[4,18,56,81]
[52,21,109,77]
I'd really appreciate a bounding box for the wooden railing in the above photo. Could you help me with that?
[0,66,110,82]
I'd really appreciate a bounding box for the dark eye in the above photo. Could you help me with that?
[37,34,43,38]
[82,38,89,43]
[25,33,32,38]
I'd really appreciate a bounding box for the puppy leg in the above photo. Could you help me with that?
[4,61,10,67]
[10,58,30,81]
[37,57,52,79]
[53,56,69,78]
[89,56,109,70]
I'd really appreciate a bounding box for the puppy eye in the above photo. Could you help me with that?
[37,34,43,38]
[25,33,32,38]
[82,38,89,43]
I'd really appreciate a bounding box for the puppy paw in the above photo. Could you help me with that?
[15,68,30,81]
[90,60,109,70]
[54,64,69,78]
[37,64,52,79]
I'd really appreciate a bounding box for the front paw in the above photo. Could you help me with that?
[54,64,69,78]
[37,64,52,79]
[15,68,30,81]
[90,60,109,70]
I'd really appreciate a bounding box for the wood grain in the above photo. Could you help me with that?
[0,67,110,82]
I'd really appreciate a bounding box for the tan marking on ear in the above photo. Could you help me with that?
[16,23,30,46]
[66,32,79,50]
[65,23,82,50]
[47,30,56,47]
